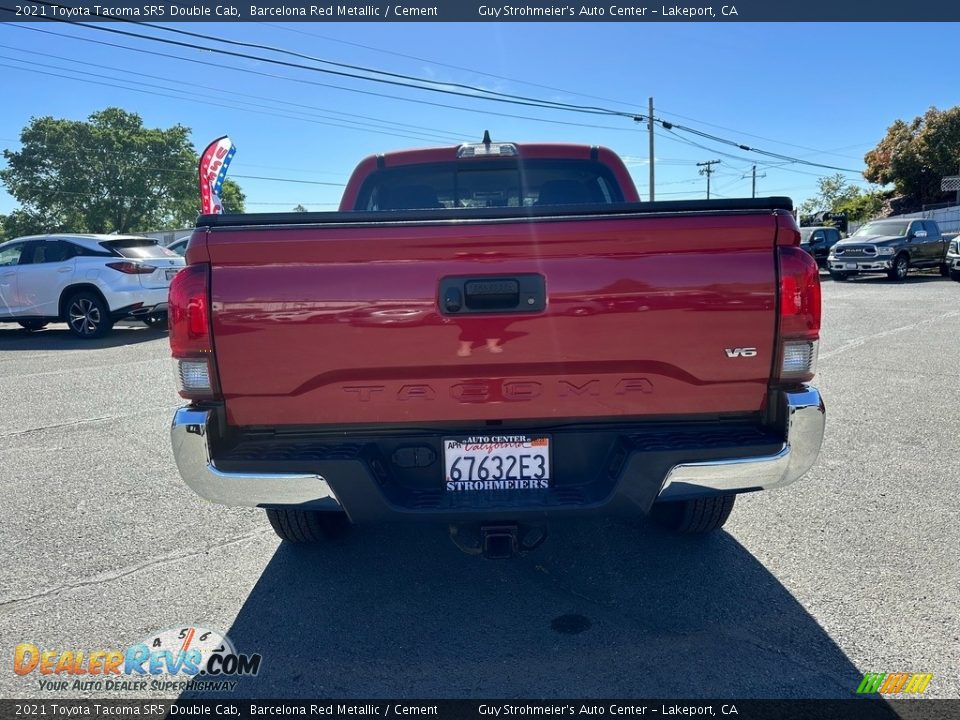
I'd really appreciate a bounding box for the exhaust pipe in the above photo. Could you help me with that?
[449,522,548,559]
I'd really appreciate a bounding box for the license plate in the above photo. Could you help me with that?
[165,268,179,281]
[443,435,550,491]
[846,263,858,269]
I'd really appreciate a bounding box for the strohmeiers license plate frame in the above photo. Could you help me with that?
[443,435,551,492]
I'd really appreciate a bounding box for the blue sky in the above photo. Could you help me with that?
[1,21,958,222]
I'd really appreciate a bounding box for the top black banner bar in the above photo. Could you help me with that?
[2,0,960,21]
[0,700,956,720]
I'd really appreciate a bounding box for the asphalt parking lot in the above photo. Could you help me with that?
[1,272,958,700]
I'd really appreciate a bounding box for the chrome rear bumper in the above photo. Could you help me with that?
[656,386,825,500]
[170,408,341,508]
[171,386,825,511]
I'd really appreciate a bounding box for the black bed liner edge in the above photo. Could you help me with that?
[197,196,794,230]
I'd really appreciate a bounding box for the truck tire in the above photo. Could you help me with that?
[951,269,960,282]
[887,254,909,281]
[265,508,350,543]
[940,263,950,277]
[65,291,114,339]
[828,270,849,281]
[651,495,736,534]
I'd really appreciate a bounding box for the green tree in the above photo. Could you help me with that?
[798,173,891,223]
[798,173,863,216]
[833,190,888,222]
[1,107,245,236]
[292,204,308,212]
[864,106,960,209]
[2,208,60,238]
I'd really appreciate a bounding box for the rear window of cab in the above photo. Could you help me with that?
[355,159,625,211]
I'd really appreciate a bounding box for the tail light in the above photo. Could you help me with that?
[457,142,518,157]
[168,263,219,400]
[107,261,155,274]
[775,245,821,383]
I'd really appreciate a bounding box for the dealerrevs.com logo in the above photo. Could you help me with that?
[856,673,933,695]
[13,626,261,693]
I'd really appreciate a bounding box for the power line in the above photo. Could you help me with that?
[267,24,645,112]
[136,19,634,119]
[11,189,300,215]
[270,24,871,165]
[1,24,636,135]
[0,58,460,151]
[2,7,870,176]
[6,5,634,119]
[658,126,869,178]
[655,130,756,170]
[232,175,342,186]
[0,46,464,144]
[22,44,465,138]
[1,138,349,187]
[9,2,874,175]
[0,67,368,186]
[246,202,339,207]
[0,129,351,177]
[3,185,341,207]
[655,105,867,162]
[661,121,861,173]
[657,129,865,179]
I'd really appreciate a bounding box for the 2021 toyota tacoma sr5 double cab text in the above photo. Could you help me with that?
[168,140,825,558]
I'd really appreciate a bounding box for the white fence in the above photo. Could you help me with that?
[889,205,960,234]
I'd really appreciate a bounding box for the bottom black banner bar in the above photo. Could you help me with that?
[2,700,958,720]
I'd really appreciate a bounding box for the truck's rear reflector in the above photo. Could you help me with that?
[169,263,219,399]
[775,246,821,383]
[781,339,818,378]
[177,359,212,395]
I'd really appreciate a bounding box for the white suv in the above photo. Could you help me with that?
[0,234,186,338]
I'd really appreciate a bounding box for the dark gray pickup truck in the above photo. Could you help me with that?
[828,218,948,281]
[800,226,842,268]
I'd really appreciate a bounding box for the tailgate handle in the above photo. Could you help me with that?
[464,279,519,309]
[440,274,545,314]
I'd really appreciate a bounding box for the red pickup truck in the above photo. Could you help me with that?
[169,139,825,558]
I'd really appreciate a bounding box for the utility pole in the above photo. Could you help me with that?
[633,100,656,201]
[742,165,766,198]
[697,159,721,199]
[648,97,655,202]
